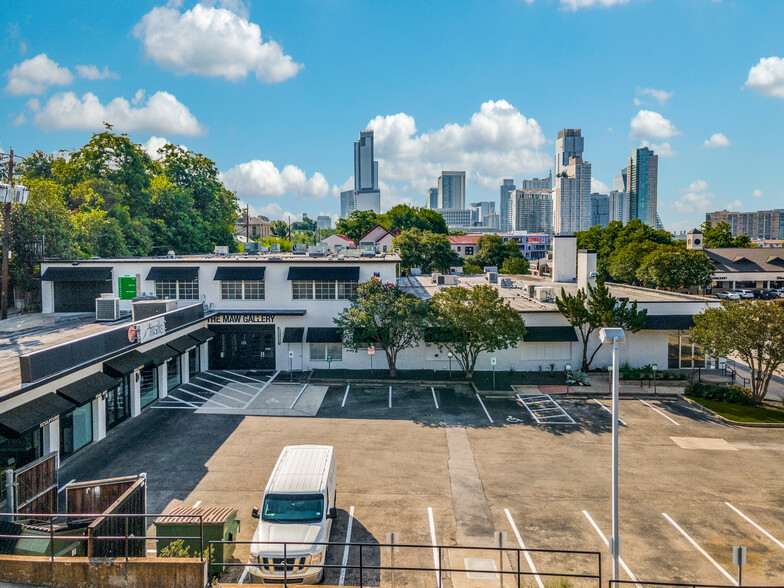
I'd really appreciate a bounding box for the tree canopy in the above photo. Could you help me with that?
[700,221,753,248]
[464,234,523,270]
[692,300,784,403]
[335,204,448,242]
[393,229,460,274]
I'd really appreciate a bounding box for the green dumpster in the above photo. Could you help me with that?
[154,506,240,573]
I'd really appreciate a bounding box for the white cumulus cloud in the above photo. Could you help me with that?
[133,2,302,83]
[4,54,73,95]
[703,132,730,148]
[222,160,331,200]
[142,136,188,160]
[745,56,784,98]
[559,0,629,9]
[753,189,763,198]
[367,99,550,193]
[592,178,610,194]
[32,90,204,135]
[75,65,120,80]
[634,87,673,106]
[629,110,680,139]
[672,179,715,214]
[640,140,677,157]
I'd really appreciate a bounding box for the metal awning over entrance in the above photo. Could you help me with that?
[104,350,150,376]
[286,266,359,281]
[40,267,112,282]
[167,335,200,354]
[145,267,199,281]
[188,328,215,344]
[524,326,578,342]
[283,327,305,343]
[56,372,121,406]
[0,394,75,438]
[305,327,342,343]
[213,266,266,281]
[142,345,180,366]
[644,315,696,330]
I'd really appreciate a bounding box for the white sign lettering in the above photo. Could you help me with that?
[137,316,167,344]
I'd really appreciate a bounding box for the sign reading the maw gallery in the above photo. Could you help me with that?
[208,313,275,324]
[136,316,167,344]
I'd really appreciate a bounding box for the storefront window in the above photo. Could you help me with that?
[189,346,200,376]
[667,332,680,369]
[107,382,130,430]
[59,404,93,460]
[139,365,158,409]
[309,343,343,361]
[0,428,44,499]
[167,358,181,391]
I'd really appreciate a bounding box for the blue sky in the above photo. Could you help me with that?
[2,0,783,231]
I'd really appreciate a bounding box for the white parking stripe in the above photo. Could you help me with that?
[389,386,392,408]
[427,507,442,588]
[177,387,231,408]
[289,384,308,409]
[58,479,76,493]
[244,370,280,408]
[203,372,257,389]
[591,398,627,426]
[638,398,680,426]
[338,505,355,586]
[476,394,494,423]
[158,394,200,409]
[224,370,267,383]
[184,381,246,403]
[341,384,350,408]
[582,510,641,588]
[431,387,439,409]
[195,375,255,396]
[238,559,250,584]
[504,509,544,588]
[192,500,201,508]
[662,513,737,585]
[725,502,784,551]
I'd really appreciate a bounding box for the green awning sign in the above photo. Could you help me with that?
[119,276,137,300]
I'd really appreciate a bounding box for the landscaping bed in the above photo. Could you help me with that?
[689,397,784,424]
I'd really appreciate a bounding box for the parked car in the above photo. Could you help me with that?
[716,291,741,300]
[757,289,781,300]
[732,289,755,299]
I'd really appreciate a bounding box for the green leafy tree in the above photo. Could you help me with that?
[635,246,715,290]
[463,263,482,275]
[606,242,659,284]
[72,206,130,258]
[270,220,289,238]
[335,278,427,377]
[555,279,647,371]
[429,285,526,378]
[700,221,753,248]
[261,236,293,252]
[383,204,448,234]
[500,257,530,275]
[692,300,784,403]
[393,229,460,273]
[336,210,380,242]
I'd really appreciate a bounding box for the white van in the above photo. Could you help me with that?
[248,445,337,584]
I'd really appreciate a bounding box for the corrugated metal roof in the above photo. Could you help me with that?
[154,506,237,525]
[268,445,333,494]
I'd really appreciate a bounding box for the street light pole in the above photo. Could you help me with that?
[1,148,14,321]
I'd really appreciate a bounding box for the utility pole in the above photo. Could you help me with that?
[245,205,250,242]
[1,148,14,321]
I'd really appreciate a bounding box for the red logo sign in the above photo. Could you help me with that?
[128,325,138,343]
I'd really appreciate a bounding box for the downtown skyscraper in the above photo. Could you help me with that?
[437,171,466,209]
[553,129,592,234]
[626,147,658,227]
[340,130,382,217]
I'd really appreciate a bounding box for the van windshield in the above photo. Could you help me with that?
[262,493,324,524]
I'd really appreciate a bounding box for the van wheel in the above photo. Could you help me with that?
[317,568,325,583]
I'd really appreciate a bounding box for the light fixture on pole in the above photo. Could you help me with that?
[599,327,625,584]
[565,363,572,394]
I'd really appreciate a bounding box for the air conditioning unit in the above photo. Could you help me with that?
[437,274,458,286]
[214,245,229,255]
[96,295,120,321]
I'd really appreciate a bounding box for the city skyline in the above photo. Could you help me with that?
[2,1,783,230]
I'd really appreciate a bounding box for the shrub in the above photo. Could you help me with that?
[685,382,755,406]
[463,263,482,275]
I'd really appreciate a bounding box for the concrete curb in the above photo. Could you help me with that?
[682,396,784,428]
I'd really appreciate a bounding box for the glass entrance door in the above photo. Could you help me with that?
[678,335,706,369]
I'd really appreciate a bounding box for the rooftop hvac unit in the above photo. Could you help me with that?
[214,245,229,255]
[431,273,441,284]
[534,286,555,302]
[437,274,458,286]
[486,272,498,284]
[292,243,308,254]
[96,295,120,321]
[483,266,498,273]
[500,278,513,288]
[244,242,260,253]
[270,244,281,252]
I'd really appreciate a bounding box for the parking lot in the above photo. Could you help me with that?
[60,371,784,586]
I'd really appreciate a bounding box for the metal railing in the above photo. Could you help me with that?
[0,512,205,562]
[208,539,603,587]
[609,581,783,588]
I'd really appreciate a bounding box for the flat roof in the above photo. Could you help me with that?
[42,252,400,265]
[399,274,717,312]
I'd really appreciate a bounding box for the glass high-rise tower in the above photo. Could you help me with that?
[626,147,658,227]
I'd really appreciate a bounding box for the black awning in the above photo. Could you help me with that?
[188,327,215,344]
[283,327,305,343]
[524,326,578,342]
[644,315,696,330]
[57,372,121,406]
[213,266,266,281]
[145,267,199,281]
[167,335,200,354]
[142,345,180,366]
[0,394,76,438]
[41,266,112,282]
[306,327,343,343]
[104,350,151,376]
[287,266,360,281]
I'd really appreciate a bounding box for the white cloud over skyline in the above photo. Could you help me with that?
[221,160,331,200]
[640,140,677,157]
[672,179,714,214]
[4,54,73,95]
[76,65,119,81]
[703,132,730,148]
[634,87,674,106]
[629,110,680,139]
[745,56,784,98]
[133,2,302,83]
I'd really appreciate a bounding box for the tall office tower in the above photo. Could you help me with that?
[555,129,584,178]
[438,171,466,209]
[590,193,610,228]
[340,190,356,219]
[499,179,516,231]
[520,171,553,191]
[614,170,627,192]
[484,212,500,230]
[609,190,630,223]
[554,156,592,234]
[626,147,658,226]
[427,187,439,209]
[352,130,381,213]
[469,201,496,225]
[316,215,332,230]
[509,189,553,234]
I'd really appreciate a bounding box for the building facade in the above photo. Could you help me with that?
[351,130,381,214]
[235,215,271,240]
[555,129,584,178]
[340,190,355,219]
[627,147,658,227]
[434,208,472,229]
[590,193,610,228]
[499,179,516,232]
[509,189,553,234]
[705,208,784,240]
[316,215,332,230]
[609,190,630,223]
[520,172,553,191]
[554,157,592,234]
[426,187,439,210]
[469,201,496,226]
[437,171,466,210]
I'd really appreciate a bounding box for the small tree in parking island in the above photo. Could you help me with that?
[691,300,784,404]
[429,285,526,379]
[334,278,427,377]
[556,279,647,371]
